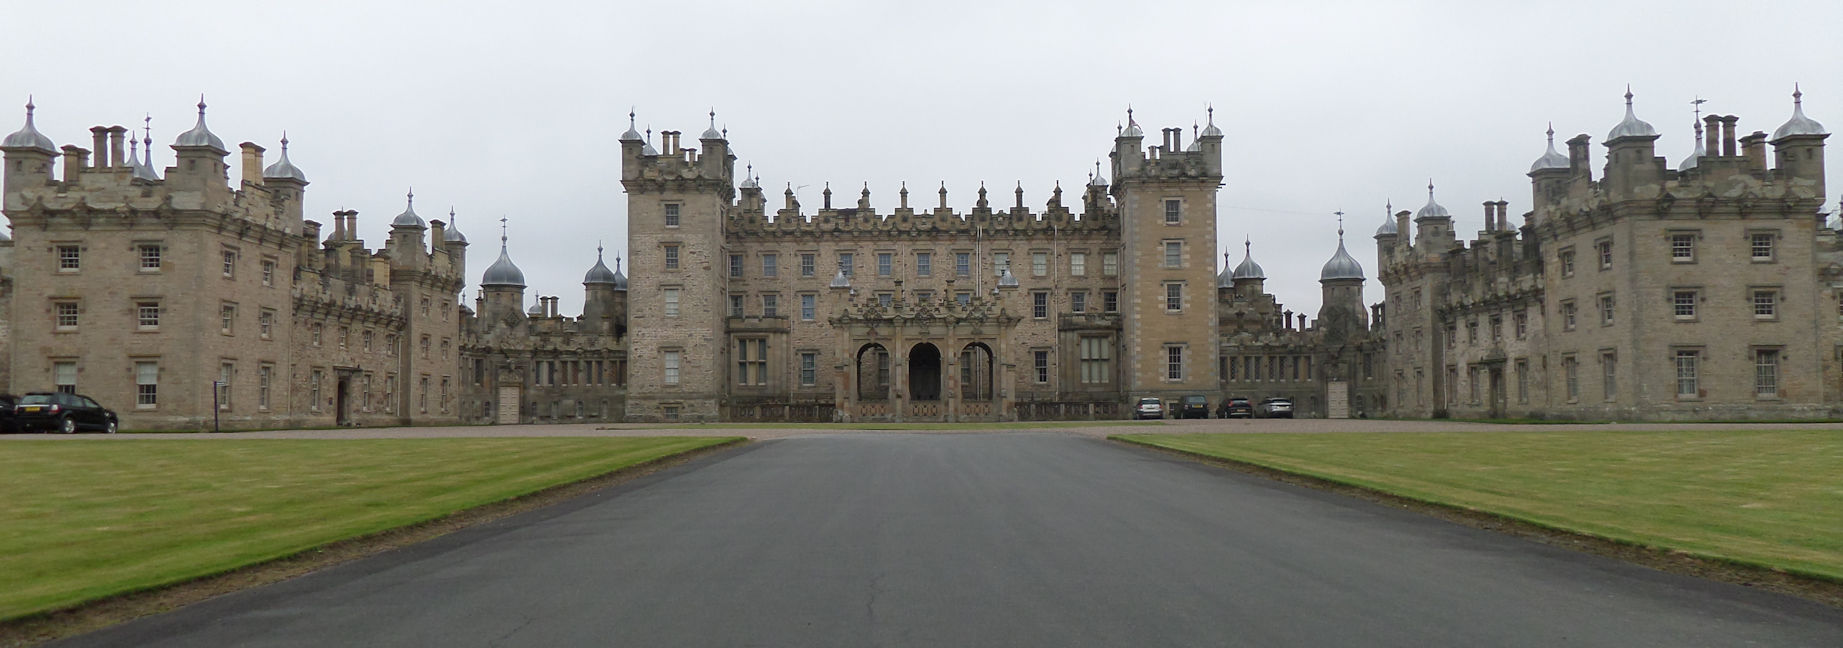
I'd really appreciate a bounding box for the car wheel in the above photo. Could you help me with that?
[105,420,118,434]
[59,417,77,434]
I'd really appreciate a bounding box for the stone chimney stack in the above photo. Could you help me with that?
[1720,115,1739,156]
[1566,134,1592,180]
[90,127,109,168]
[108,126,127,169]
[239,142,266,187]
[1496,200,1510,232]
[1704,115,1722,156]
[61,145,87,181]
[1741,131,1768,172]
[1482,201,1496,232]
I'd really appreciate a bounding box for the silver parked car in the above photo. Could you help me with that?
[1256,397,1294,418]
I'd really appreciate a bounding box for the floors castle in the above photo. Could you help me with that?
[0,92,1833,428]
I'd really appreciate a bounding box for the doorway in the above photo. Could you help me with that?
[909,343,942,401]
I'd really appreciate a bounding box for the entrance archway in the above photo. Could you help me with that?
[960,342,994,400]
[909,343,942,401]
[856,343,890,400]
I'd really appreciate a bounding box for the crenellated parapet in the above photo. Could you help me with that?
[726,198,1117,240]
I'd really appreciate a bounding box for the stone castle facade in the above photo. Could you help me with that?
[0,93,1833,428]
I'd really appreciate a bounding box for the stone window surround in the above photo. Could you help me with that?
[1749,230,1778,262]
[1751,286,1781,320]
[1667,230,1699,263]
[1672,346,1703,400]
[1671,287,1700,321]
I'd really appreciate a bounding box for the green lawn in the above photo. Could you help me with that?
[1117,430,1843,581]
[0,437,738,621]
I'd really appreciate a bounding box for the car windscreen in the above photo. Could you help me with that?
[19,394,55,405]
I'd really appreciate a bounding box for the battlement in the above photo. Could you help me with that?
[2,103,308,237]
[727,182,1117,240]
[1110,111,1225,185]
[619,120,736,200]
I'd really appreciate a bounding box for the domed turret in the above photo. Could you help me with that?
[2,97,56,153]
[1606,87,1657,141]
[1772,85,1827,141]
[1320,223,1365,282]
[173,97,226,151]
[584,246,620,285]
[1217,252,1234,288]
[1414,182,1450,220]
[620,110,643,141]
[1120,107,1143,137]
[482,223,526,288]
[391,189,425,228]
[443,209,468,244]
[1680,119,1708,171]
[700,109,723,140]
[1529,124,1570,172]
[133,119,161,181]
[1199,105,1223,138]
[262,134,308,182]
[1374,201,1399,237]
[1232,239,1265,280]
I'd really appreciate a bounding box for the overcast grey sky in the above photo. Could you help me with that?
[7,0,1839,315]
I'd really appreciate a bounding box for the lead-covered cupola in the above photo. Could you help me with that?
[2,97,56,153]
[262,133,308,183]
[173,97,226,152]
[481,223,526,288]
[1320,226,1365,282]
[1772,85,1827,141]
[391,189,426,228]
[1529,124,1570,172]
[1606,87,1658,141]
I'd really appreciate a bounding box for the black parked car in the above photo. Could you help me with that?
[0,394,20,434]
[1178,395,1210,419]
[1217,397,1253,419]
[15,392,118,434]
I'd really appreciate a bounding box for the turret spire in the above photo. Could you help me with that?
[4,95,56,153]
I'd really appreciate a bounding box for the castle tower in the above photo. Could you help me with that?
[2,98,58,192]
[582,246,624,337]
[1770,86,1828,200]
[1527,125,1571,218]
[168,98,230,201]
[387,190,429,272]
[1318,220,1368,345]
[1229,238,1265,299]
[441,208,470,280]
[1601,88,1662,200]
[1111,108,1222,398]
[621,111,735,422]
[260,134,309,228]
[480,219,528,330]
[1373,201,1401,261]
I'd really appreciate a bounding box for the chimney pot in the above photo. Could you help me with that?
[108,126,128,169]
[239,142,266,187]
[90,127,109,169]
[1720,115,1740,157]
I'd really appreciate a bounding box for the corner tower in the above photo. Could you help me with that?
[1111,107,1222,400]
[621,111,735,422]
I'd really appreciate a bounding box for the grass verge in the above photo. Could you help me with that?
[1115,430,1843,603]
[0,437,740,626]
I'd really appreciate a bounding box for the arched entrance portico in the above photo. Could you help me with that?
[909,343,942,401]
[831,294,1020,422]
